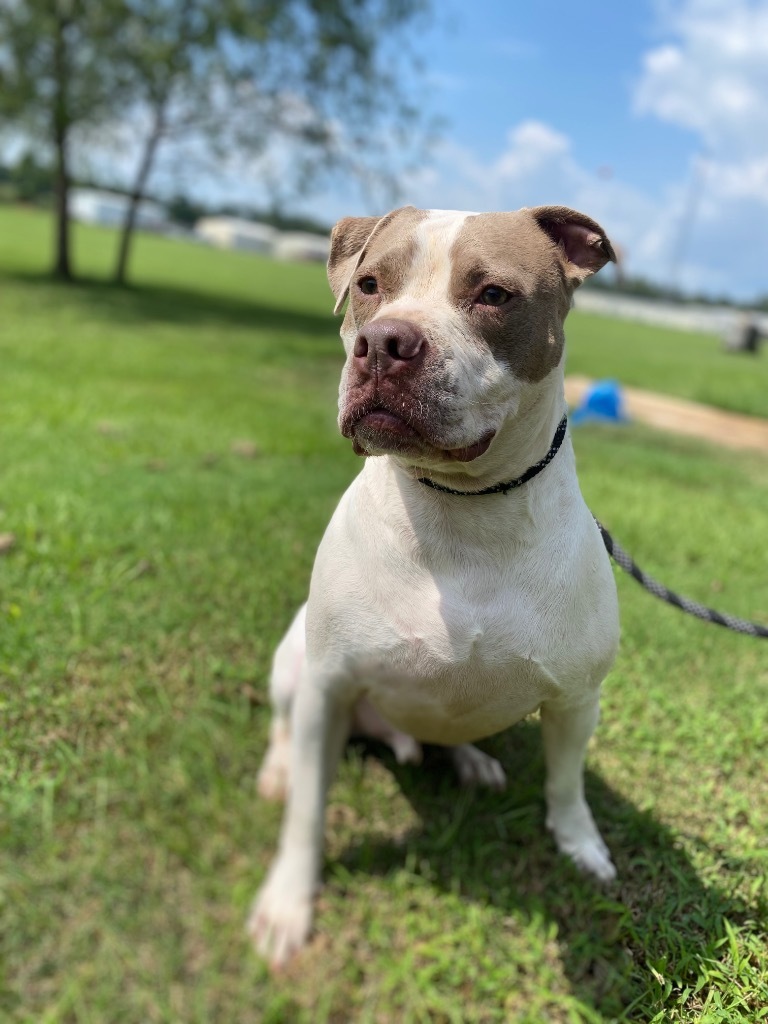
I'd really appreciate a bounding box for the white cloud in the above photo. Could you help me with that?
[627,0,768,295]
[400,121,579,212]
[636,0,768,159]
[493,121,571,180]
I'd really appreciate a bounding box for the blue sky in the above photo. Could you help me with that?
[242,0,768,301]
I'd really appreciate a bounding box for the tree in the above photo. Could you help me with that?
[111,0,428,284]
[0,1,135,279]
[0,1,427,284]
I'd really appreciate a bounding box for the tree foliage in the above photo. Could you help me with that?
[112,0,428,283]
[0,0,428,283]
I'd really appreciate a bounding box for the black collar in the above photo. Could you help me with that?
[417,415,568,496]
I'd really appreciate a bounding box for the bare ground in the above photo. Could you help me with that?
[565,375,768,454]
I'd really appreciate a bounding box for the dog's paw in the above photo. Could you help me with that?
[450,744,507,791]
[248,862,314,968]
[547,802,616,882]
[563,836,617,882]
[390,733,423,766]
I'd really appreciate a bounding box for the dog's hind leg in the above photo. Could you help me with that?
[541,695,616,881]
[449,744,507,791]
[352,696,423,766]
[257,604,307,801]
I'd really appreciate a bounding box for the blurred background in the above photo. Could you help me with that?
[1,0,768,309]
[2,3,767,1023]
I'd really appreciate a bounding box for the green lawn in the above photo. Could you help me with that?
[1,204,767,1023]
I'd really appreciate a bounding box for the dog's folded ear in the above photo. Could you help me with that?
[327,216,381,314]
[327,206,420,314]
[529,206,616,285]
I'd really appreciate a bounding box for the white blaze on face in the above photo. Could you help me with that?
[381,210,523,443]
[382,210,470,315]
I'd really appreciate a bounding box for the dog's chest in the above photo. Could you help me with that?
[347,565,563,744]
[308,464,617,746]
[386,567,528,666]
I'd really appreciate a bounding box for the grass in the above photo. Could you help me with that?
[1,203,767,1022]
[565,312,768,419]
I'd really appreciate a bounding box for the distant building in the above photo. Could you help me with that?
[273,231,330,263]
[70,188,167,230]
[195,216,277,254]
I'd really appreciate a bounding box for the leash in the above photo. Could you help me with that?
[595,520,768,638]
[417,417,768,639]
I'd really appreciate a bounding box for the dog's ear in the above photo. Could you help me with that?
[327,207,421,314]
[529,206,616,285]
[327,216,381,315]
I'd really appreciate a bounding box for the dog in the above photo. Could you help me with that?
[251,204,620,967]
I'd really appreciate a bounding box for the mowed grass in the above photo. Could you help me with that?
[1,204,767,1023]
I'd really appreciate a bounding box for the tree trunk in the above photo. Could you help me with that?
[113,101,166,286]
[52,6,72,281]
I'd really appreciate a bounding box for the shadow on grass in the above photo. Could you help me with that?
[0,268,337,339]
[338,722,758,1021]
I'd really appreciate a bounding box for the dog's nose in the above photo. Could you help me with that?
[353,318,427,376]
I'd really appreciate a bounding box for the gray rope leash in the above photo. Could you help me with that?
[595,520,768,639]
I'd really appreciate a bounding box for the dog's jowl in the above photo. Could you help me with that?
[251,205,620,967]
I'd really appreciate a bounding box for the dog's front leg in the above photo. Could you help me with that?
[249,674,353,967]
[541,696,616,882]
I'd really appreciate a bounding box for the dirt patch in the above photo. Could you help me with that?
[565,375,768,455]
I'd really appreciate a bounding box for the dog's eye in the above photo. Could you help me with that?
[358,276,379,295]
[477,285,512,307]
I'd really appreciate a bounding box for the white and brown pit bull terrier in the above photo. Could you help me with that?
[251,205,620,967]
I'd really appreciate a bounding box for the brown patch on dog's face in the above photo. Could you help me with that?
[327,207,427,316]
[346,208,428,328]
[327,215,380,304]
[449,208,613,382]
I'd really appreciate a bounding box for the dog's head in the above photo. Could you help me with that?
[328,206,614,472]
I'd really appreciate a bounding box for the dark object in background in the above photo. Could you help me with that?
[724,316,763,354]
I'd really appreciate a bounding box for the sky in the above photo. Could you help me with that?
[214,0,768,301]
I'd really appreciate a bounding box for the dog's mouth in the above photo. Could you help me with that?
[347,408,495,462]
[443,433,496,462]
